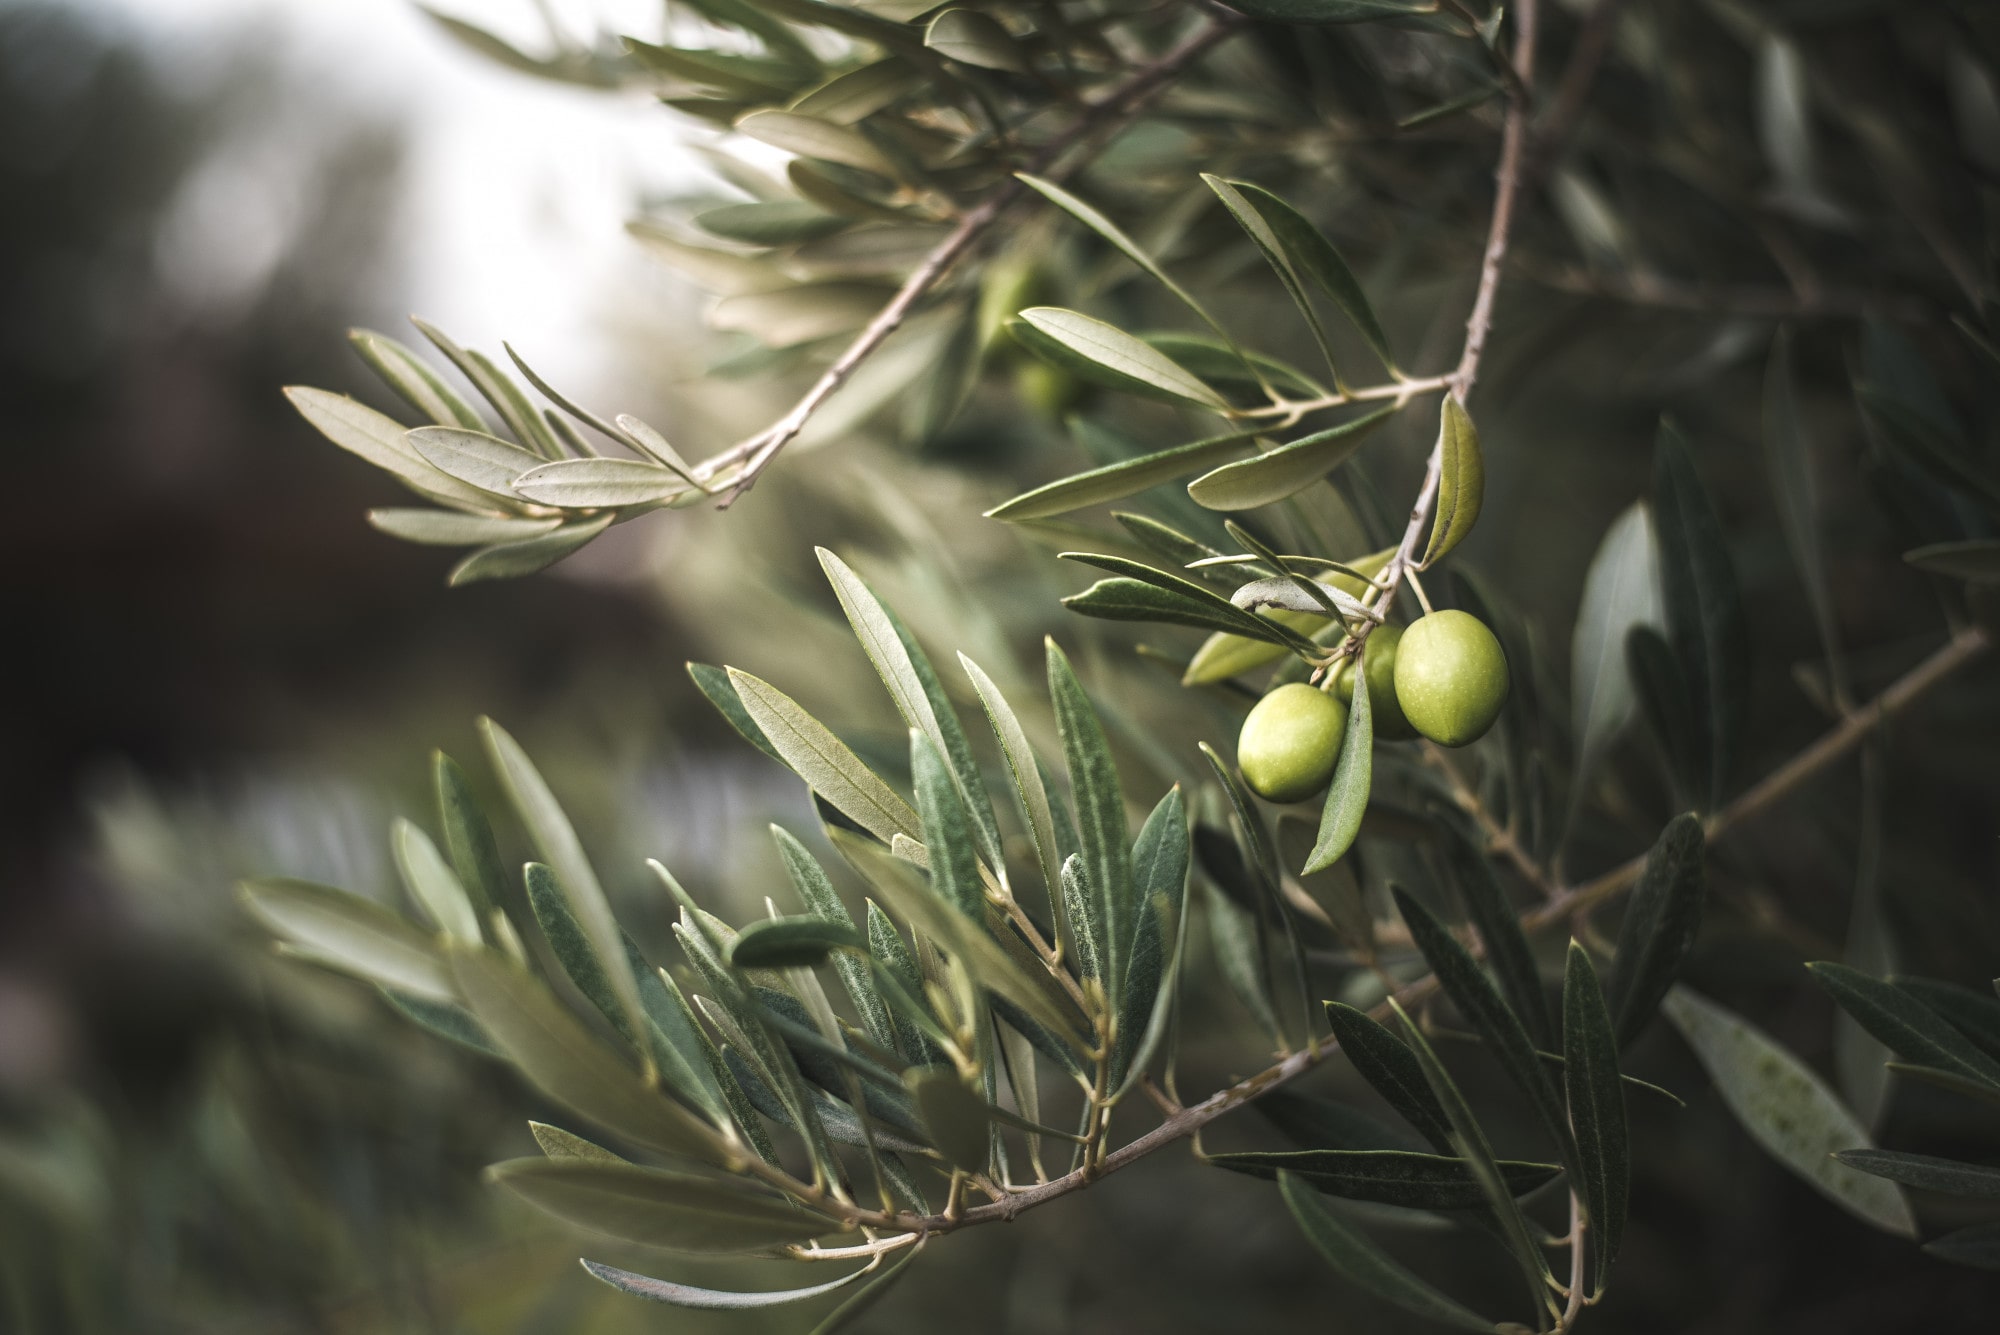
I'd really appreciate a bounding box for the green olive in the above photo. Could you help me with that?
[1332,622,1417,740]
[1237,682,1349,803]
[1392,610,1509,747]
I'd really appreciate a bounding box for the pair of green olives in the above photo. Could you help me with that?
[1236,610,1509,804]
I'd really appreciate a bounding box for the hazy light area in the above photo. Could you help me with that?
[85,0,709,395]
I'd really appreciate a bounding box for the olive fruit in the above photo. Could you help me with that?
[1014,359,1086,419]
[1332,622,1417,740]
[1392,610,1509,747]
[1237,682,1349,803]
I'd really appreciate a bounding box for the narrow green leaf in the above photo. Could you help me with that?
[728,917,866,969]
[1063,576,1288,641]
[392,818,481,943]
[1662,986,1916,1236]
[625,932,734,1128]
[433,752,501,918]
[1652,424,1748,809]
[1446,827,1551,1050]
[958,654,1065,940]
[1834,1150,2000,1198]
[1322,1001,1455,1153]
[531,1122,625,1165]
[910,732,983,919]
[447,514,613,585]
[1420,398,1482,566]
[1279,1171,1496,1334]
[788,59,923,124]
[525,862,643,1046]
[1390,1000,1555,1321]
[1114,786,1188,1088]
[1207,880,1281,1046]
[1060,552,1321,654]
[1187,408,1397,511]
[1233,181,1396,371]
[481,719,649,1062]
[688,662,786,765]
[487,1158,837,1252]
[985,431,1260,520]
[581,1257,873,1309]
[1304,662,1372,873]
[1016,308,1229,410]
[1563,943,1628,1297]
[727,669,921,846]
[867,899,947,1067]
[1608,813,1707,1049]
[904,1067,991,1172]
[1214,1149,1560,1209]
[1203,174,1338,381]
[1625,626,1703,811]
[1047,638,1134,1001]
[736,110,893,175]
[1896,977,2000,1063]
[384,989,499,1057]
[347,327,485,429]
[1394,889,1574,1164]
[773,826,896,1054]
[807,1243,922,1333]
[820,549,1000,868]
[450,946,730,1163]
[410,318,562,456]
[1254,1088,1427,1153]
[240,878,453,1003]
[1808,962,2000,1089]
[697,200,850,246]
[1924,1221,2000,1271]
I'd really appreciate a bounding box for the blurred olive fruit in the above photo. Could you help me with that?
[1014,359,1086,419]
[1238,682,1349,803]
[1392,610,1508,747]
[1332,622,1416,740]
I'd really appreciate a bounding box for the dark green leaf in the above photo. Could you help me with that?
[1187,408,1397,511]
[1608,813,1707,1050]
[382,989,500,1058]
[1323,1001,1455,1153]
[1059,553,1320,654]
[697,200,850,245]
[1626,627,1703,811]
[909,732,983,919]
[1114,786,1188,1087]
[1833,1150,2000,1198]
[1652,424,1748,809]
[688,662,786,765]
[1924,1222,2000,1271]
[1234,182,1396,372]
[449,946,731,1164]
[1394,889,1574,1163]
[1278,1171,1495,1334]
[1895,977,2000,1063]
[1048,638,1135,1001]
[1445,825,1550,1049]
[1764,328,1847,698]
[1203,173,1339,381]
[1563,942,1628,1297]
[729,917,866,969]
[1212,1148,1561,1209]
[957,654,1065,923]
[1064,576,1291,642]
[1808,962,2000,1089]
[1253,1087,1428,1153]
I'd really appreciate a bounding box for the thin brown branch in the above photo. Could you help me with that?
[704,12,1246,506]
[841,623,1987,1238]
[1421,741,1558,898]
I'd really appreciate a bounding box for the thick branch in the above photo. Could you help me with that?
[705,13,1246,505]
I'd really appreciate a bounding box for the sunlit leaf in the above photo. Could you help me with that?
[240,878,454,1003]
[736,110,894,174]
[284,387,506,513]
[391,818,481,944]
[512,457,694,509]
[727,669,921,846]
[1303,664,1371,873]
[1420,398,1482,566]
[986,431,1260,520]
[348,328,485,429]
[1015,309,1230,410]
[1569,502,1661,808]
[581,1257,875,1309]
[1187,407,1397,511]
[368,509,561,546]
[448,514,614,585]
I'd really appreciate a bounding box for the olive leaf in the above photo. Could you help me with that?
[1904,539,2000,582]
[391,817,481,944]
[239,878,455,1004]
[486,1158,841,1252]
[580,1258,876,1310]
[1322,1002,1455,1153]
[726,669,922,846]
[1211,1149,1561,1209]
[728,917,866,969]
[1303,664,1371,873]
[1064,576,1298,643]
[985,430,1261,520]
[1833,1150,2000,1198]
[1014,309,1230,410]
[1059,552,1322,655]
[1608,813,1707,1049]
[347,327,485,429]
[1807,962,2000,1090]
[511,457,694,509]
[1186,407,1397,512]
[1203,173,1339,381]
[1278,1172,1495,1334]
[1232,181,1396,372]
[1652,423,1747,810]
[368,509,561,546]
[448,514,614,586]
[1563,942,1628,1297]
[1113,785,1189,1090]
[1420,397,1481,566]
[924,9,1026,72]
[1568,502,1662,813]
[284,387,506,513]
[1048,638,1135,1003]
[1662,986,1916,1237]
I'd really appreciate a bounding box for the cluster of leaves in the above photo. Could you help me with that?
[242,552,1196,1324]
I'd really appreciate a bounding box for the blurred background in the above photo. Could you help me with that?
[5,0,2000,1331]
